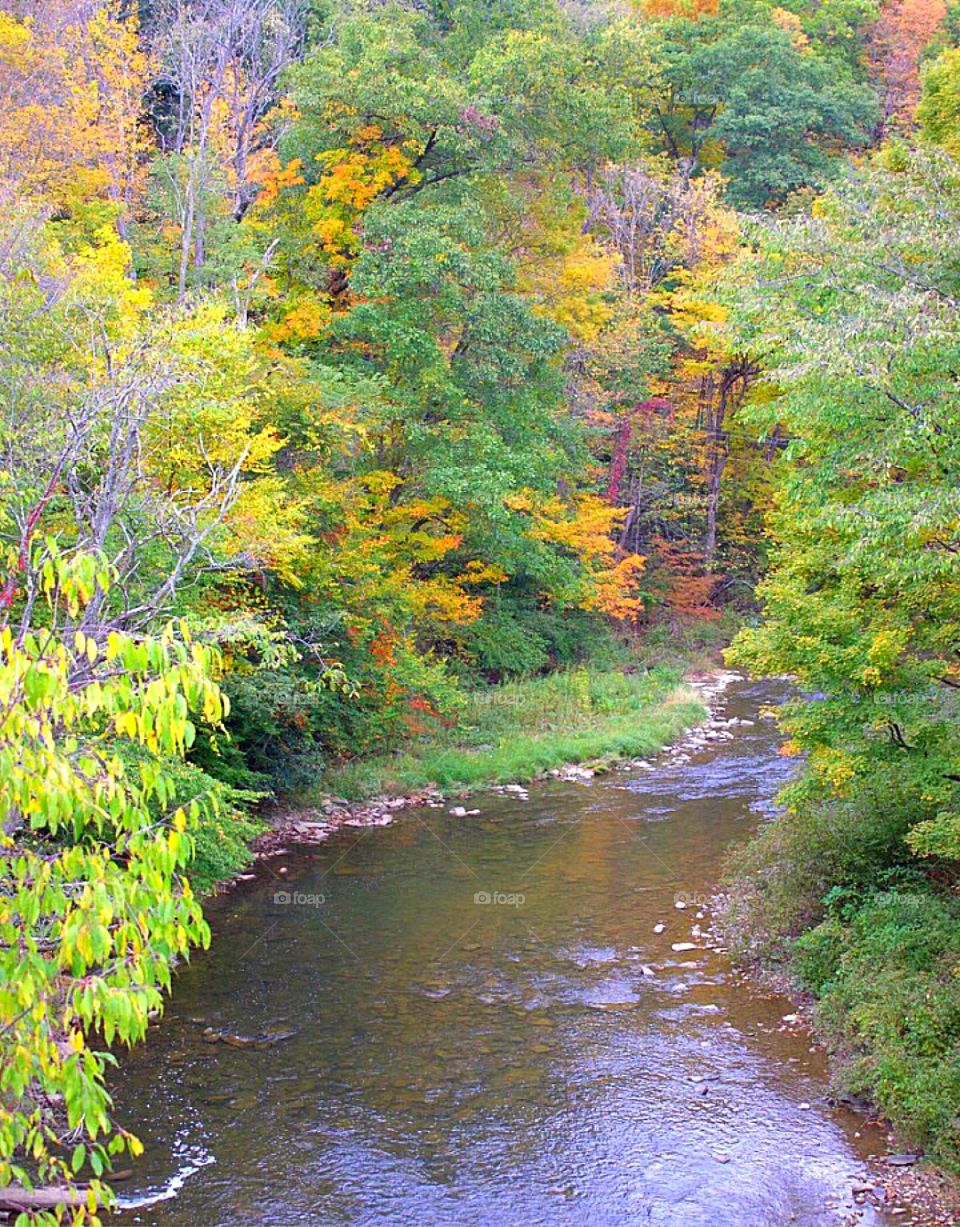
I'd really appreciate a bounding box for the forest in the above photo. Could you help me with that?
[0,0,959,1220]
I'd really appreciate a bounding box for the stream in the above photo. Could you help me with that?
[110,678,894,1226]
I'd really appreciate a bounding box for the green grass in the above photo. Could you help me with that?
[311,663,706,801]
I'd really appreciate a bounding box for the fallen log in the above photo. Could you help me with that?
[0,1184,101,1214]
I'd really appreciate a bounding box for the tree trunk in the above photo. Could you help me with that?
[0,1185,101,1214]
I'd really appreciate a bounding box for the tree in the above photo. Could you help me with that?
[725,146,960,860]
[146,0,307,297]
[869,0,947,135]
[0,2,150,228]
[648,2,877,207]
[0,549,225,1221]
[0,206,305,636]
[918,43,960,153]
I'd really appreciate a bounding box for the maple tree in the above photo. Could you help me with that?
[869,0,947,133]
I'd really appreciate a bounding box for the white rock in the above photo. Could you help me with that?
[653,923,666,934]
[672,942,698,952]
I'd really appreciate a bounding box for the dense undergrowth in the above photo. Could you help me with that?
[722,780,960,1171]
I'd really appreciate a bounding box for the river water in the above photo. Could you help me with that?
[111,678,893,1226]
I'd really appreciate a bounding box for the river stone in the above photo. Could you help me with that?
[217,1028,297,1049]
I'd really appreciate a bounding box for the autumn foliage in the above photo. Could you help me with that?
[4,0,960,1210]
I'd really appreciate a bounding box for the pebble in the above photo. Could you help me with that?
[653,923,665,934]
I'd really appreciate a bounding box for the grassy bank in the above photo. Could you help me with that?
[308,661,707,803]
[721,775,960,1173]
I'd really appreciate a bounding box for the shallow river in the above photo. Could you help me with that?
[111,678,893,1226]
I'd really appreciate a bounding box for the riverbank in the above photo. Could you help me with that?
[250,661,740,861]
[715,788,960,1224]
[110,672,894,1227]
[716,953,960,1226]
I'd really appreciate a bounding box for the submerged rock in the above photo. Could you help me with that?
[203,1028,298,1050]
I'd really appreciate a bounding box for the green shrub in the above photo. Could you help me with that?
[188,797,265,894]
[793,888,960,1168]
[721,772,929,964]
[451,592,628,682]
[155,759,266,894]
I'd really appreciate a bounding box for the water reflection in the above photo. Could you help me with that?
[110,680,890,1226]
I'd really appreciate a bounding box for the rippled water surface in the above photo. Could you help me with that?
[111,679,892,1226]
